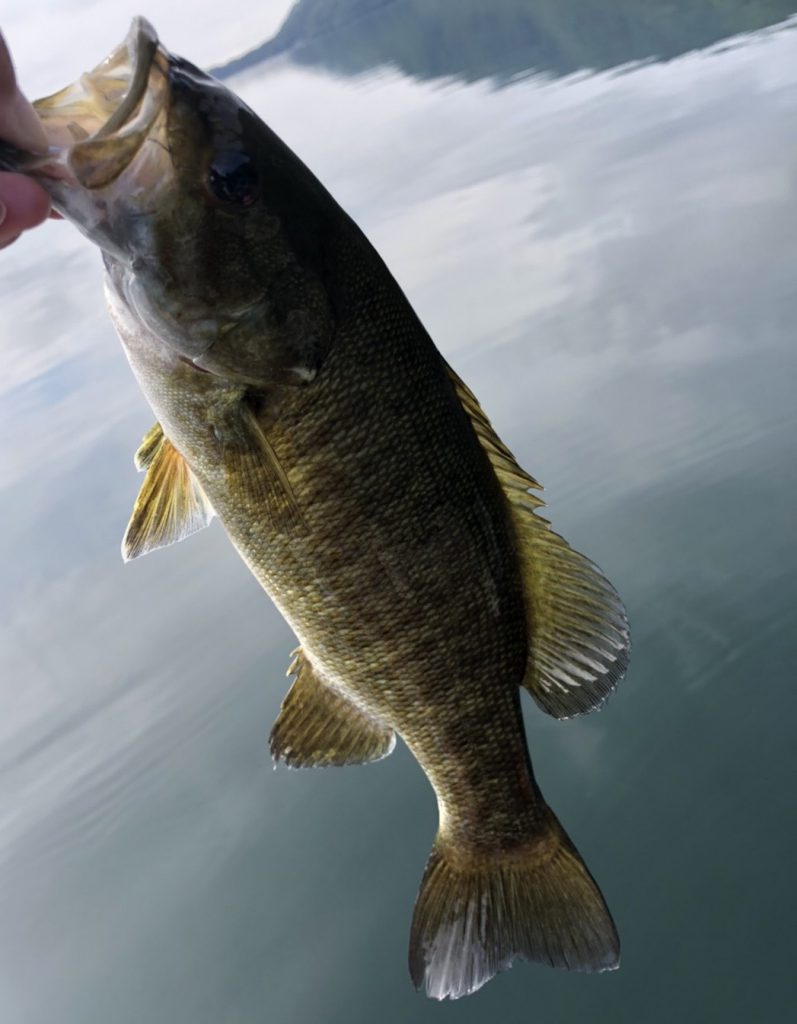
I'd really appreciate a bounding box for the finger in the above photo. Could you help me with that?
[0,32,16,97]
[0,32,48,152]
[0,172,51,246]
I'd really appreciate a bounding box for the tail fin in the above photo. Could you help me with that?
[409,808,619,1000]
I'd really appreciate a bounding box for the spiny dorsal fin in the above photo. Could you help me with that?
[270,648,396,768]
[446,364,630,718]
[122,427,214,562]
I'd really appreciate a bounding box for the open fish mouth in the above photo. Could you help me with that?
[28,17,169,189]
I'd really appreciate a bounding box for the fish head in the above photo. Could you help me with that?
[7,18,335,386]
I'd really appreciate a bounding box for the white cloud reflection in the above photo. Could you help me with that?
[2,0,296,96]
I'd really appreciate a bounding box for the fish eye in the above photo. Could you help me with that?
[207,150,259,207]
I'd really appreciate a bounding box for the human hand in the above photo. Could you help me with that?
[0,30,51,248]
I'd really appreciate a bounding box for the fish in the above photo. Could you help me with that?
[0,18,630,999]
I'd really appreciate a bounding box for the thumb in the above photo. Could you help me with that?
[0,31,48,153]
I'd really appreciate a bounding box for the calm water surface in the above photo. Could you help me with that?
[1,3,796,1022]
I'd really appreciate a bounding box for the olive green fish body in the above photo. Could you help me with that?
[6,18,630,1000]
[115,230,536,847]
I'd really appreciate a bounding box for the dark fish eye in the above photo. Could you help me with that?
[207,150,259,207]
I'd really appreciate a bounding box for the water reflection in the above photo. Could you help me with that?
[1,9,796,1024]
[217,0,797,83]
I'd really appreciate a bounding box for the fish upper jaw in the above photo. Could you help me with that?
[5,18,174,240]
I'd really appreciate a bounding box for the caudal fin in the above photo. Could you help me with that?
[409,808,619,1000]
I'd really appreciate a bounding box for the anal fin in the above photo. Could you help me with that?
[446,363,630,718]
[270,649,395,768]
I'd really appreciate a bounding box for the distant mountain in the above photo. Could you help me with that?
[215,0,797,83]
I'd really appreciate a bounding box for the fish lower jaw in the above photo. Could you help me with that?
[30,20,169,192]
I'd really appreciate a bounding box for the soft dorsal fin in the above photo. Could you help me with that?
[270,648,396,768]
[446,364,630,718]
[122,424,214,561]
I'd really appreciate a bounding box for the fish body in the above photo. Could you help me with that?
[111,246,533,831]
[0,20,630,998]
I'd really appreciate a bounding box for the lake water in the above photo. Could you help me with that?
[1,3,796,1021]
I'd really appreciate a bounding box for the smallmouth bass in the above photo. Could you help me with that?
[0,19,630,998]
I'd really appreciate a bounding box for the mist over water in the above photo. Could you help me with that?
[1,3,796,1021]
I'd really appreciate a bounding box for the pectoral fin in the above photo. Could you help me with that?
[270,649,396,768]
[215,400,303,533]
[122,424,214,561]
[447,364,630,718]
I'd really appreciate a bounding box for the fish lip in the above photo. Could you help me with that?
[91,18,160,141]
[25,17,166,188]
